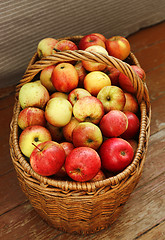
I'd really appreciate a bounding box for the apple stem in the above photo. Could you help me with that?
[32,143,41,151]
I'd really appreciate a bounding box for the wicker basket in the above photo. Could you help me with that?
[9,35,151,235]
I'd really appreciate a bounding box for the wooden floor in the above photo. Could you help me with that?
[0,21,165,240]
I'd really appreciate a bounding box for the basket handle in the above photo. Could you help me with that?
[16,50,150,111]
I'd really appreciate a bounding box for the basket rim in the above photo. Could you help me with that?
[10,35,151,192]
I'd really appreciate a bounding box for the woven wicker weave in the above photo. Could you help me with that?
[9,36,151,235]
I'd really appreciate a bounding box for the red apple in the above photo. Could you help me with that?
[30,141,66,176]
[99,138,134,173]
[91,33,106,42]
[46,122,63,142]
[90,169,106,182]
[51,62,79,93]
[19,125,52,158]
[74,61,87,88]
[84,71,111,96]
[97,85,126,113]
[18,107,46,130]
[120,111,140,139]
[131,65,146,81]
[19,81,50,109]
[37,38,58,59]
[68,88,91,106]
[105,36,131,60]
[82,45,108,72]
[54,39,78,51]
[73,96,104,124]
[123,92,139,113]
[72,122,103,150]
[45,97,72,127]
[127,139,138,155]
[65,147,101,182]
[40,65,56,92]
[99,110,128,138]
[78,34,105,50]
[104,66,120,86]
[62,117,80,142]
[60,142,74,156]
[118,72,136,94]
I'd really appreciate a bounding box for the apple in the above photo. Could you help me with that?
[74,61,87,88]
[46,122,63,142]
[62,117,80,142]
[19,81,50,109]
[51,62,79,93]
[60,142,74,156]
[19,125,52,158]
[54,39,78,51]
[120,111,140,139]
[72,122,103,150]
[37,38,58,59]
[90,169,106,182]
[73,96,104,124]
[104,66,120,86]
[40,65,56,92]
[45,97,72,127]
[97,85,126,113]
[118,72,136,94]
[105,36,131,60]
[99,138,134,173]
[30,141,66,176]
[68,88,91,106]
[18,107,46,130]
[131,65,146,80]
[84,71,111,96]
[123,92,139,113]
[78,34,106,50]
[91,33,106,42]
[50,91,68,100]
[65,147,101,182]
[99,110,128,138]
[82,45,108,72]
[127,139,138,155]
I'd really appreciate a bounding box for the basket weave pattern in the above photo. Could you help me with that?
[10,36,151,234]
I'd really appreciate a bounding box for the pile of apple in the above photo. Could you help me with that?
[17,33,146,182]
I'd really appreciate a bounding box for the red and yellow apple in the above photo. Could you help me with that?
[50,91,68,100]
[73,96,104,124]
[46,122,64,142]
[30,141,66,176]
[97,85,126,112]
[51,62,79,92]
[123,92,139,113]
[40,65,56,92]
[62,117,80,142]
[84,71,111,96]
[104,66,120,86]
[82,45,108,72]
[118,72,136,94]
[72,122,103,150]
[105,36,130,60]
[78,34,105,50]
[37,38,58,59]
[54,39,78,51]
[19,125,52,158]
[18,107,46,130]
[68,88,91,106]
[74,61,87,88]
